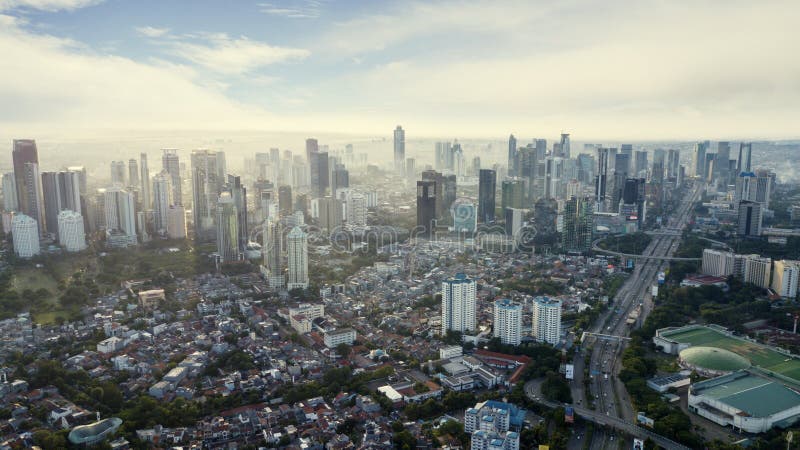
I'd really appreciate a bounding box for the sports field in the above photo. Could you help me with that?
[663,326,800,382]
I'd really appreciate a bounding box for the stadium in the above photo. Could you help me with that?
[678,346,750,377]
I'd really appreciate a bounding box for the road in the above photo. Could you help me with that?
[573,183,702,448]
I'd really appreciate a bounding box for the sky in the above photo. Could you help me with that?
[0,0,799,140]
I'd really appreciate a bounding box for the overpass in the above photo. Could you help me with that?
[524,380,691,450]
[580,332,631,342]
[591,243,701,261]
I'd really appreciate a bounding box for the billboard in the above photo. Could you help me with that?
[565,364,575,380]
[633,438,644,449]
[565,406,574,424]
[538,446,550,450]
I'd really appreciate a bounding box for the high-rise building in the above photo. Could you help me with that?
[287,226,309,290]
[743,255,771,289]
[13,140,45,235]
[416,180,437,238]
[558,133,571,159]
[215,192,240,263]
[611,153,630,209]
[278,185,292,216]
[331,163,349,195]
[305,138,319,165]
[737,200,762,237]
[562,196,593,253]
[162,149,182,205]
[110,161,126,186]
[667,149,680,179]
[57,210,86,252]
[772,260,800,299]
[754,169,773,209]
[478,169,497,223]
[166,205,186,239]
[152,170,173,232]
[262,218,284,289]
[405,157,416,180]
[345,192,367,227]
[11,213,39,258]
[310,151,330,198]
[128,158,139,189]
[191,149,223,240]
[451,200,477,234]
[694,142,708,178]
[595,147,609,211]
[621,178,646,228]
[41,172,62,237]
[104,186,137,247]
[507,134,517,176]
[532,296,561,345]
[634,150,648,177]
[505,207,525,240]
[317,196,342,232]
[2,173,17,211]
[501,180,525,211]
[140,153,151,211]
[701,249,735,277]
[493,298,522,346]
[393,125,405,172]
[715,141,731,186]
[441,273,477,335]
[225,175,248,252]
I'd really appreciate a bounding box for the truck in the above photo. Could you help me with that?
[657,272,666,285]
[651,285,659,297]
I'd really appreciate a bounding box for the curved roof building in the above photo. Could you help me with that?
[68,417,123,445]
[679,346,750,376]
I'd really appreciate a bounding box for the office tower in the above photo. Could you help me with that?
[215,192,239,263]
[743,255,771,289]
[595,147,609,211]
[478,169,497,223]
[57,210,86,252]
[110,161,126,186]
[501,180,525,211]
[453,143,465,176]
[139,153,151,211]
[104,187,137,247]
[278,185,292,216]
[441,273,477,335]
[160,149,182,205]
[634,151,648,177]
[40,172,62,237]
[317,196,342,232]
[404,157,416,180]
[11,213,39,258]
[262,218,284,289]
[331,163,349,194]
[621,178,646,228]
[612,153,630,209]
[736,142,752,174]
[701,249,735,277]
[493,299,522,346]
[504,207,525,239]
[576,154,595,185]
[215,151,227,183]
[2,173,17,211]
[667,149,680,179]
[693,142,708,178]
[287,226,309,289]
[393,125,405,172]
[309,151,330,198]
[754,169,772,209]
[152,170,173,232]
[737,200,762,237]
[12,140,45,235]
[225,175,248,252]
[191,149,223,240]
[451,200,477,234]
[532,296,561,345]
[714,142,731,185]
[558,133,571,159]
[562,196,593,253]
[416,180,437,237]
[434,141,451,171]
[507,134,517,176]
[127,159,139,189]
[346,192,367,227]
[305,138,319,163]
[421,169,445,216]
[620,144,633,171]
[772,260,800,299]
[162,205,184,239]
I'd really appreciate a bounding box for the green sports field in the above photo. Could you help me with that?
[664,326,800,381]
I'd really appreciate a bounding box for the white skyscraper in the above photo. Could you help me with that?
[772,260,800,299]
[110,160,126,186]
[287,226,308,290]
[216,192,239,263]
[2,172,17,211]
[104,186,137,247]
[166,205,186,239]
[493,299,523,346]
[263,218,285,289]
[152,170,173,232]
[441,273,477,335]
[57,210,86,252]
[346,191,367,227]
[532,296,562,345]
[743,255,771,289]
[11,213,39,258]
[140,152,151,211]
[701,249,735,277]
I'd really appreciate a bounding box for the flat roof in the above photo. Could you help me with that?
[694,371,800,418]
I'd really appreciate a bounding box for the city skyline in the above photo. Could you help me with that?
[0,1,798,139]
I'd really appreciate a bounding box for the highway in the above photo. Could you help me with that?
[562,183,702,449]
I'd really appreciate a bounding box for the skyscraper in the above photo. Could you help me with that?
[12,139,45,235]
[558,133,571,159]
[532,296,561,345]
[501,180,525,211]
[110,161,126,186]
[215,192,239,263]
[507,134,517,176]
[441,273,477,335]
[309,151,330,198]
[562,196,593,253]
[317,196,342,232]
[278,185,293,216]
[262,218,284,289]
[166,205,186,239]
[772,260,800,299]
[634,150,648,177]
[57,210,86,252]
[11,213,40,258]
[162,149,182,205]
[152,170,173,232]
[225,174,248,252]
[493,298,522,346]
[40,172,62,238]
[478,169,496,223]
[416,180,437,238]
[715,142,731,186]
[393,125,405,172]
[2,173,17,211]
[128,159,139,189]
[104,186,137,247]
[595,147,609,211]
[737,200,762,237]
[191,149,223,240]
[140,153,151,211]
[287,226,309,290]
[504,207,525,240]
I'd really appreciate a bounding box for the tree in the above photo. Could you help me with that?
[336,343,352,358]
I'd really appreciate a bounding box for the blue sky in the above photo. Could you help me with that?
[0,0,798,139]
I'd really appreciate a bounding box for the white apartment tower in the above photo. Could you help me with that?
[57,210,86,252]
[287,226,309,289]
[166,205,186,239]
[441,273,477,335]
[11,213,39,258]
[532,296,562,345]
[701,249,735,277]
[493,299,523,346]
[743,255,772,289]
[772,260,800,299]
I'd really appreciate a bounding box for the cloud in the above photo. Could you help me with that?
[135,26,170,38]
[0,0,102,12]
[259,1,323,19]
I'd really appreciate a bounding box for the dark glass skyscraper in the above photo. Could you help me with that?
[393,126,405,172]
[478,169,496,223]
[562,196,593,254]
[416,180,437,237]
[507,134,517,176]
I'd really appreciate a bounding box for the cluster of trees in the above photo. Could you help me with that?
[203,349,255,376]
[278,365,395,404]
[597,232,652,255]
[540,371,572,403]
[484,338,563,379]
